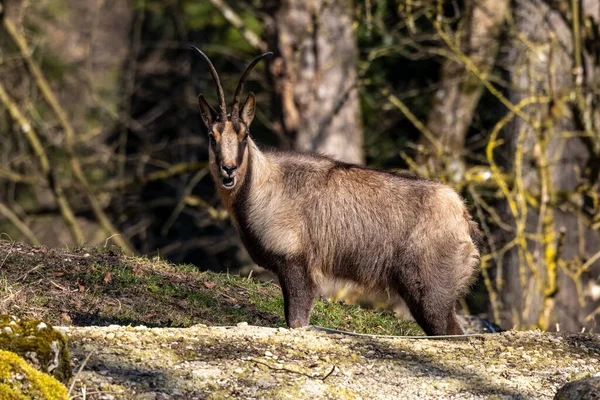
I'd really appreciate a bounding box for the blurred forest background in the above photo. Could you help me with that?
[0,0,599,333]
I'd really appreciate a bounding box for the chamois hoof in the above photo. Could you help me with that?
[288,320,308,329]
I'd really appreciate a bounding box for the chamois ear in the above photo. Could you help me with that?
[240,92,256,127]
[197,95,218,130]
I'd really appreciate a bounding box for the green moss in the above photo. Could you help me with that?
[0,350,68,400]
[0,316,71,383]
[311,301,424,336]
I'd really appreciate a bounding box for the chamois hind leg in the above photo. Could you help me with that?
[277,260,317,328]
[395,266,463,336]
[446,307,463,335]
[401,292,456,336]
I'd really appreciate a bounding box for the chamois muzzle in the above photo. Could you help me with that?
[221,176,235,189]
[221,164,237,189]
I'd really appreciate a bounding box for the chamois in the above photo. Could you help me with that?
[191,47,482,336]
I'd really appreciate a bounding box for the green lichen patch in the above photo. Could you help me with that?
[0,315,71,383]
[0,240,421,336]
[0,350,68,400]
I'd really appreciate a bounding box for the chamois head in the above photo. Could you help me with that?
[191,46,272,190]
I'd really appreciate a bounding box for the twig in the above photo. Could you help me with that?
[100,162,207,192]
[207,0,267,52]
[49,280,69,291]
[321,365,337,381]
[383,89,443,156]
[161,168,209,236]
[17,264,41,281]
[0,240,15,269]
[68,351,94,396]
[0,168,40,185]
[570,0,593,136]
[582,248,600,272]
[309,325,488,340]
[220,292,237,302]
[0,202,40,245]
[1,289,22,304]
[104,234,121,248]
[251,359,334,380]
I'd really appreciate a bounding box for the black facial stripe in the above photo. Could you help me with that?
[234,122,248,167]
[213,141,222,166]
[237,139,246,167]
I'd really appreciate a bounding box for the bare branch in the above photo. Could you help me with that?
[0,202,40,245]
[207,0,267,52]
[0,82,84,244]
[3,16,134,254]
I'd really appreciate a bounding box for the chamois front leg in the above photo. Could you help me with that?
[277,260,316,328]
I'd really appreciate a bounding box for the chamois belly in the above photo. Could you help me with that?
[310,214,405,287]
[303,191,445,288]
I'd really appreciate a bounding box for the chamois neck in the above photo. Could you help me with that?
[246,137,270,183]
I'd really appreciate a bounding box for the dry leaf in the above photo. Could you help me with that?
[204,281,216,289]
[103,271,112,283]
[52,271,65,277]
[132,264,143,276]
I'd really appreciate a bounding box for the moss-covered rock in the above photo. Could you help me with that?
[0,315,71,383]
[0,350,69,399]
[554,375,600,399]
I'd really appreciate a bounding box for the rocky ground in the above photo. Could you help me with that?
[62,324,599,399]
[1,240,600,399]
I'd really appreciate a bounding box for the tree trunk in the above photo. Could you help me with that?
[496,0,600,331]
[263,0,364,164]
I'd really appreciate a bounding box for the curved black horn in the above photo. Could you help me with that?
[191,46,227,122]
[231,52,273,121]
